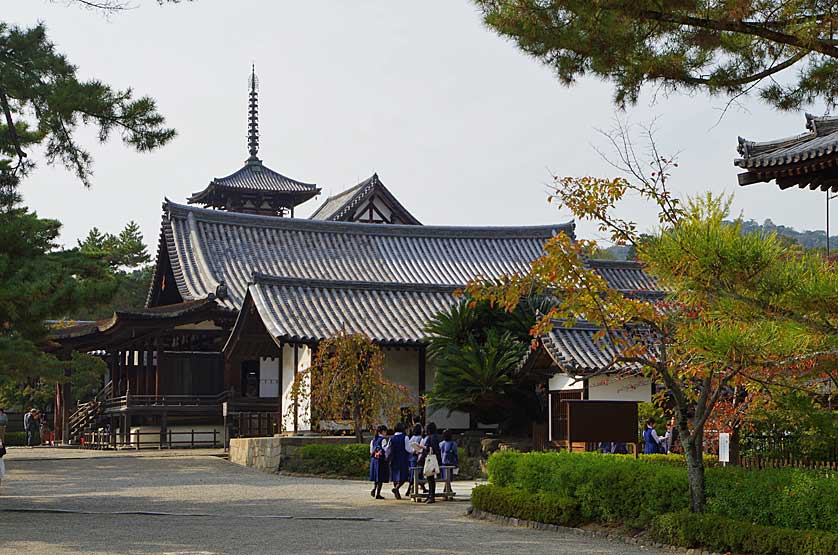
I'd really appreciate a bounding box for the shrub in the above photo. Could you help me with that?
[485,451,837,532]
[651,511,838,555]
[283,443,369,478]
[472,484,580,527]
[2,431,31,446]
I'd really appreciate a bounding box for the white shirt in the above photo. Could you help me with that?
[407,434,422,454]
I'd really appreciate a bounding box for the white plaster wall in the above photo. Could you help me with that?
[424,359,471,429]
[587,374,652,402]
[382,348,420,398]
[548,373,584,391]
[353,196,393,222]
[280,344,295,431]
[259,357,280,398]
[296,345,311,431]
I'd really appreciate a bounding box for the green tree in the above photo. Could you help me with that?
[474,1,837,110]
[289,332,410,441]
[425,297,551,430]
[467,148,837,512]
[0,19,174,394]
[0,22,175,185]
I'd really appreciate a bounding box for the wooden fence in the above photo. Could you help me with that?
[738,456,838,471]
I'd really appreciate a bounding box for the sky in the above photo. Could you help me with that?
[5,0,832,249]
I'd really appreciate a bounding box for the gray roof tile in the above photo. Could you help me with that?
[736,114,838,169]
[153,200,575,310]
[309,173,421,224]
[188,158,320,204]
[244,275,458,344]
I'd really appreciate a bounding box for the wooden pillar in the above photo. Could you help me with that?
[143,343,154,395]
[118,350,125,396]
[60,368,73,444]
[110,416,117,448]
[157,338,166,397]
[160,412,168,450]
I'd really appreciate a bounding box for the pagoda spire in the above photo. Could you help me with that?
[247,64,259,161]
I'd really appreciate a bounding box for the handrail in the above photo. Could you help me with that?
[104,391,230,409]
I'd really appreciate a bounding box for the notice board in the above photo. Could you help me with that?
[563,400,639,444]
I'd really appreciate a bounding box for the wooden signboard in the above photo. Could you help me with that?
[563,400,639,444]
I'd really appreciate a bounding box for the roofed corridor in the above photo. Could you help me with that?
[0,449,669,555]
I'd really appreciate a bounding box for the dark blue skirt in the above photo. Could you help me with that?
[369,456,389,482]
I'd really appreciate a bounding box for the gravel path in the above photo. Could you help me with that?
[0,448,667,554]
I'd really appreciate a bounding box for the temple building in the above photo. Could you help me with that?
[52,68,655,447]
[736,113,838,192]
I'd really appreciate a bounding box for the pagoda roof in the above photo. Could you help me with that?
[735,114,838,191]
[309,173,421,224]
[147,200,575,310]
[188,158,320,206]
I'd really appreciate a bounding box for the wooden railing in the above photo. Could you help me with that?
[82,428,222,450]
[103,391,229,410]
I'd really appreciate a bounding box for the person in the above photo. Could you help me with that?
[0,438,5,489]
[368,425,389,499]
[665,417,679,454]
[40,416,54,447]
[418,422,442,504]
[24,409,37,448]
[0,407,7,443]
[643,418,668,454]
[610,442,628,455]
[405,423,426,497]
[439,429,459,483]
[388,422,410,499]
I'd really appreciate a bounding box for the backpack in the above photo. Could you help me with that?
[372,437,386,460]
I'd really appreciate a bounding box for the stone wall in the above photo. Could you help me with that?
[228,435,361,473]
[229,436,282,472]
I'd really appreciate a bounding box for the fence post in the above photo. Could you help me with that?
[191,429,195,449]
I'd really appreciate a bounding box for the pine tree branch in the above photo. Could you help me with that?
[0,88,27,171]
[680,51,807,87]
[634,9,838,58]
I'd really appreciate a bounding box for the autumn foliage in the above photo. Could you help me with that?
[288,332,411,441]
[466,131,838,512]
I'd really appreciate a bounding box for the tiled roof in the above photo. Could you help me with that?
[150,200,575,309]
[736,114,838,170]
[188,158,320,204]
[242,274,459,345]
[540,322,654,375]
[519,260,665,375]
[588,259,660,294]
[309,173,421,224]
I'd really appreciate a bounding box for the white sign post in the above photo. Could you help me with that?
[718,432,730,466]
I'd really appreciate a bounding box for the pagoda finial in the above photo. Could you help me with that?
[247,64,260,161]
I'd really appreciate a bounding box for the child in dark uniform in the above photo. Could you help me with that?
[369,425,389,499]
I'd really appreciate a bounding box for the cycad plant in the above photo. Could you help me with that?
[425,295,551,429]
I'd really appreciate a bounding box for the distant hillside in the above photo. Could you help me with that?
[600,219,835,260]
[734,219,835,250]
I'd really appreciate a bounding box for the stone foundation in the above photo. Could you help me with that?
[228,435,361,473]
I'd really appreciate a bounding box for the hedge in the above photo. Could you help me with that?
[2,432,32,446]
[487,451,838,532]
[283,443,369,478]
[472,484,580,527]
[651,511,838,555]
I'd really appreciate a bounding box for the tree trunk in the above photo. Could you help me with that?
[729,426,741,466]
[683,429,706,512]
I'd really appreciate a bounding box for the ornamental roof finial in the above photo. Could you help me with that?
[247,64,259,161]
